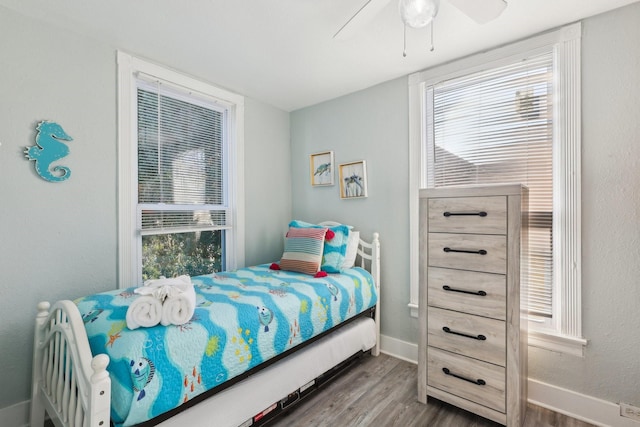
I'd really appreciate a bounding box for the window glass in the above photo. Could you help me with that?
[425,52,554,318]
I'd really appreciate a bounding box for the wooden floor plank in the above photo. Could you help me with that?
[269,353,596,427]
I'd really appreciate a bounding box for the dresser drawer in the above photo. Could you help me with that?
[428,233,506,274]
[428,267,506,320]
[428,307,506,366]
[428,196,506,235]
[427,347,505,413]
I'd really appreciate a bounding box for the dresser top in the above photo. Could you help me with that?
[419,183,527,198]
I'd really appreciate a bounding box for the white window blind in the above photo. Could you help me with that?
[136,78,231,278]
[425,52,553,317]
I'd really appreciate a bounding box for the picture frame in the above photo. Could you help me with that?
[339,160,368,199]
[309,151,334,186]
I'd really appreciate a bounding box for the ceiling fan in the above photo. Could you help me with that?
[334,0,507,55]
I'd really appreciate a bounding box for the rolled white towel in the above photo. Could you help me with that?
[126,295,163,330]
[161,284,196,326]
[135,275,193,301]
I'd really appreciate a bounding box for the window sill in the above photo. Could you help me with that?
[408,302,419,319]
[408,303,587,357]
[528,330,587,357]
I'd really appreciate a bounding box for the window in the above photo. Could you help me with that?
[408,24,586,355]
[425,52,554,319]
[118,52,245,287]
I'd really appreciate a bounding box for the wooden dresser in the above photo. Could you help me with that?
[417,184,528,426]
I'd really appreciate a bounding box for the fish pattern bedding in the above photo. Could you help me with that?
[75,264,378,427]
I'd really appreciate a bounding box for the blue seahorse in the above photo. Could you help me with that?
[24,121,73,182]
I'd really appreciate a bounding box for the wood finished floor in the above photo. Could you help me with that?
[267,353,595,427]
[42,353,595,427]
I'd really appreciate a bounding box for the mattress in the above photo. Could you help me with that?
[75,265,378,426]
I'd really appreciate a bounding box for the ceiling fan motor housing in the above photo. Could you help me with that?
[399,0,440,28]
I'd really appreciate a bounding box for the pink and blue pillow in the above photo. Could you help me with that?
[272,226,328,277]
[288,220,349,273]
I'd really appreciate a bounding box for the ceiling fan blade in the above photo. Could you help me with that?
[447,0,507,24]
[333,0,393,40]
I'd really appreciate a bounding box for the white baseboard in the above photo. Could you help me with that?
[378,335,637,427]
[6,338,636,427]
[379,333,418,364]
[0,400,30,427]
[528,379,639,427]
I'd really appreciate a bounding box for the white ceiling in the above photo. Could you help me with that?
[1,0,637,111]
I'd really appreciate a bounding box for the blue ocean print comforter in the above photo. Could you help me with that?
[75,265,377,426]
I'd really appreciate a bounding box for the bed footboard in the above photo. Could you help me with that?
[319,222,381,357]
[356,232,380,357]
[30,301,111,427]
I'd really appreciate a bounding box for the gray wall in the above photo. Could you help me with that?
[244,98,292,266]
[289,2,640,408]
[290,77,413,343]
[0,6,291,410]
[527,2,640,405]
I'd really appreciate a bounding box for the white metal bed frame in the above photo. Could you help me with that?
[30,228,380,427]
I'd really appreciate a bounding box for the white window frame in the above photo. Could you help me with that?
[117,51,245,288]
[408,23,587,356]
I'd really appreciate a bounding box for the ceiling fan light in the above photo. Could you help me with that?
[399,0,440,28]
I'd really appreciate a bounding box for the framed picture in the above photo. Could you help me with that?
[339,160,368,199]
[310,151,334,186]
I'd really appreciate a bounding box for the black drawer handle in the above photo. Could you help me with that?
[442,326,486,341]
[443,211,487,217]
[443,247,487,255]
[442,368,486,386]
[442,285,487,297]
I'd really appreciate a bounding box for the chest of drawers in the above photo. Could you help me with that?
[417,184,528,426]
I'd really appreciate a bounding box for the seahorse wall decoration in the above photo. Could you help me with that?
[24,120,73,182]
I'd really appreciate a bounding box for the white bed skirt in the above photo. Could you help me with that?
[158,316,377,427]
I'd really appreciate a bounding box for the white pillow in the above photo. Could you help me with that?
[341,231,360,269]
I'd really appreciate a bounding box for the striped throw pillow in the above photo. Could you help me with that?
[288,220,350,273]
[279,227,327,275]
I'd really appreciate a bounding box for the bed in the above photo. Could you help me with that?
[30,223,380,427]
